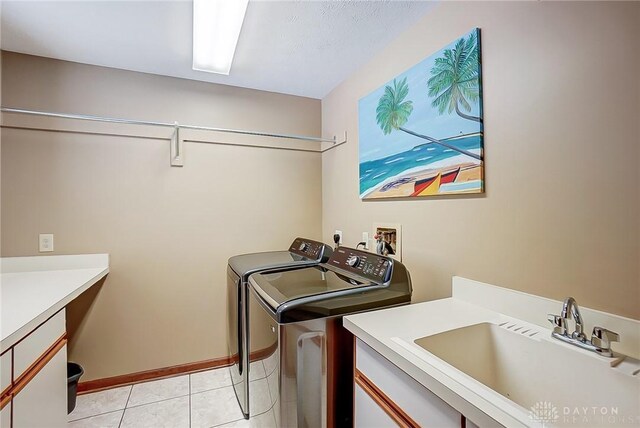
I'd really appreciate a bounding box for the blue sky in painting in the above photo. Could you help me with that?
[358,29,482,163]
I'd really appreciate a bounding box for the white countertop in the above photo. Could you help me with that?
[1,254,109,351]
[344,276,640,428]
[346,298,525,427]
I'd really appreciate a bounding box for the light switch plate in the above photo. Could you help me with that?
[39,234,54,252]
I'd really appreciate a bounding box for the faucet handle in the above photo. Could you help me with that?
[591,327,619,350]
[547,314,567,335]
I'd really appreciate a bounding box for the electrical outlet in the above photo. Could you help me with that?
[39,234,54,252]
[362,232,369,249]
[334,230,343,245]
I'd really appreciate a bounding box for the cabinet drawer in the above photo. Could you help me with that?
[13,341,67,428]
[356,338,461,428]
[14,311,65,381]
[1,350,11,396]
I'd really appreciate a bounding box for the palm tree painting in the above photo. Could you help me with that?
[358,28,483,199]
[428,31,482,123]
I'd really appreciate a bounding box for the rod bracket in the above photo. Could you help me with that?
[337,131,347,144]
[170,123,183,167]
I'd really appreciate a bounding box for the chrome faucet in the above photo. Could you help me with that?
[560,297,586,341]
[548,297,619,357]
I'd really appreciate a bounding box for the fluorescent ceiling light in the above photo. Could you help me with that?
[193,0,249,75]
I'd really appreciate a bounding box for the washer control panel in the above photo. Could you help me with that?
[288,237,330,261]
[328,247,392,283]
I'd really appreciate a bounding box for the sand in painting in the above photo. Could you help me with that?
[363,163,482,199]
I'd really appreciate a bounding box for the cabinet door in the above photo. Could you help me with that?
[355,384,397,428]
[1,398,10,428]
[356,339,461,427]
[12,343,67,428]
[1,350,11,396]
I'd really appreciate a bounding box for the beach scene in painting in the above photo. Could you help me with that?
[359,28,483,199]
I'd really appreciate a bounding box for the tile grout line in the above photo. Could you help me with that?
[118,385,133,428]
[210,416,245,428]
[75,385,228,419]
[191,381,235,396]
[193,377,245,428]
[121,375,192,409]
[124,393,191,410]
[73,372,233,426]
[68,409,124,424]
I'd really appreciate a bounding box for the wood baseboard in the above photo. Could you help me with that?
[77,343,278,395]
[77,356,233,394]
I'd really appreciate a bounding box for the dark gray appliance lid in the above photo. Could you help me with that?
[248,247,412,323]
[249,267,374,310]
[228,237,333,279]
[228,251,306,278]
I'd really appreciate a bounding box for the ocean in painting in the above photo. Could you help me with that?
[360,134,482,197]
[358,28,484,199]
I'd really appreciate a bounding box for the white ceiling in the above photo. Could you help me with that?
[1,0,434,99]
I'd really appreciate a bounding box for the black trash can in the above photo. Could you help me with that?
[67,362,84,414]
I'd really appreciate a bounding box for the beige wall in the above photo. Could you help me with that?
[321,1,640,319]
[1,1,639,381]
[1,52,323,380]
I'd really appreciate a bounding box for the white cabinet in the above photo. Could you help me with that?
[0,404,10,428]
[1,398,10,428]
[13,343,67,428]
[355,383,397,427]
[2,310,68,428]
[1,350,11,396]
[355,338,462,428]
[0,255,106,428]
[14,311,65,380]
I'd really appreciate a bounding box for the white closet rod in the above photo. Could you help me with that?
[0,107,336,143]
[1,107,346,166]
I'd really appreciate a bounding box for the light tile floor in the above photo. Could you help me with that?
[68,363,277,428]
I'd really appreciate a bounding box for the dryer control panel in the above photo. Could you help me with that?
[327,247,392,283]
[288,237,331,261]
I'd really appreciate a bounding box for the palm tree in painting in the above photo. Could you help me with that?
[376,77,481,161]
[427,32,481,123]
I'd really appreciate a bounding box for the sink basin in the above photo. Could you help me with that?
[414,322,640,425]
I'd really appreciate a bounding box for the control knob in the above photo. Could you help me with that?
[298,242,309,252]
[346,255,360,267]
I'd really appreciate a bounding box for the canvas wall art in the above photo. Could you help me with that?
[358,28,484,199]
